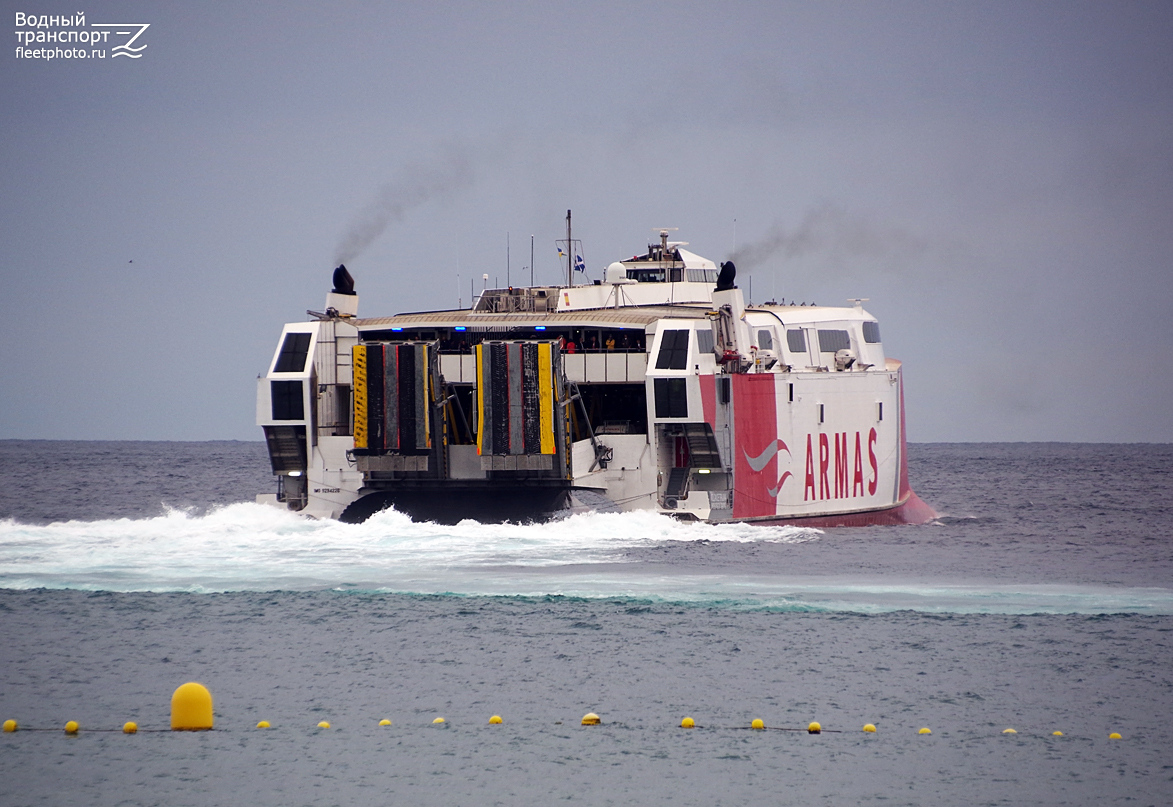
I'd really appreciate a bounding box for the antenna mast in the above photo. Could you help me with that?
[557,210,583,286]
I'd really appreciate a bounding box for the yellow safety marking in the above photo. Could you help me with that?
[352,345,368,449]
[475,343,485,456]
[538,342,554,454]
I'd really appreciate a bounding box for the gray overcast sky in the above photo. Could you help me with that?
[2,0,1171,442]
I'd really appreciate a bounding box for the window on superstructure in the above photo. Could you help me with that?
[655,330,690,370]
[654,378,688,418]
[629,268,665,283]
[271,380,305,420]
[696,329,714,354]
[757,329,774,350]
[786,329,806,353]
[817,329,851,352]
[274,332,312,373]
[862,322,882,343]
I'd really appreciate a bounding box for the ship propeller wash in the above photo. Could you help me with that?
[257,226,934,525]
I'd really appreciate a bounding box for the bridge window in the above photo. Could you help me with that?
[628,268,666,283]
[817,329,851,352]
[862,322,882,343]
[757,329,774,350]
[786,329,806,353]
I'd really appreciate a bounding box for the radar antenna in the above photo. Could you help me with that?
[651,227,679,262]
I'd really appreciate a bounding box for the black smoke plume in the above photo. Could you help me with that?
[730,204,925,273]
[333,150,475,266]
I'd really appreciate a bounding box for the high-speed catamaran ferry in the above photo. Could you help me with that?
[257,226,935,526]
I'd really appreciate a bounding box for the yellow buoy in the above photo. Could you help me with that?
[1109,732,1122,740]
[680,716,695,728]
[317,721,331,729]
[2,719,16,732]
[256,721,271,729]
[64,721,79,734]
[432,717,446,725]
[488,715,503,724]
[123,722,138,734]
[581,713,601,726]
[170,682,213,731]
[1002,728,1017,734]
[863,723,877,733]
[808,721,822,734]
[378,719,392,727]
[918,727,932,735]
[1052,731,1064,736]
[751,718,765,730]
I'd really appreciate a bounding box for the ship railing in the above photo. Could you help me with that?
[437,351,648,384]
[472,289,556,313]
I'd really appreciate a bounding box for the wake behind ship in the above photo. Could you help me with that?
[257,225,934,526]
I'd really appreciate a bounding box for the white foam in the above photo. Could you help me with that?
[4,505,1171,614]
[0,504,818,593]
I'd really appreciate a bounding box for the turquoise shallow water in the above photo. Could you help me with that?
[0,441,1171,805]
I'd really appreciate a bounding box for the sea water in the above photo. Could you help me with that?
[0,441,1170,805]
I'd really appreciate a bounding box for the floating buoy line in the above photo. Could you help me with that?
[0,686,1129,740]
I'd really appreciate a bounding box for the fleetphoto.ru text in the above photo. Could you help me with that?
[14,11,149,60]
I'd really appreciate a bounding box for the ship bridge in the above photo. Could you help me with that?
[470,232,722,314]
